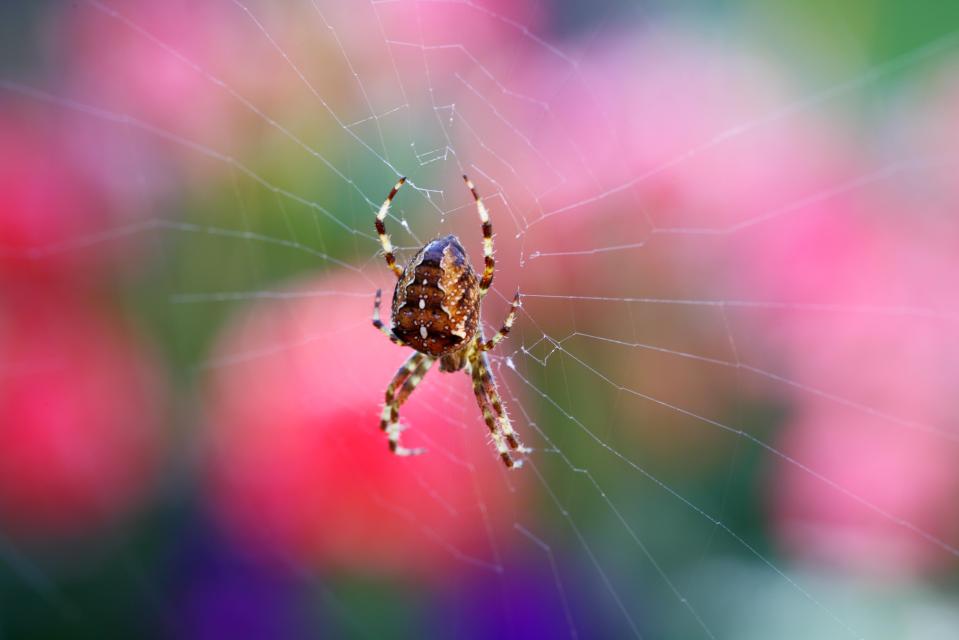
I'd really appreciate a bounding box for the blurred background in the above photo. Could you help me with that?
[2,0,958,638]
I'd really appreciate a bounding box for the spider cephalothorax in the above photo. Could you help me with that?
[372,175,527,467]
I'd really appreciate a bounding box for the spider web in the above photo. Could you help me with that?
[3,1,959,638]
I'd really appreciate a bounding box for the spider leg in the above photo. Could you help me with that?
[463,175,495,297]
[475,350,526,454]
[375,177,406,278]
[470,358,515,468]
[469,347,523,468]
[372,288,407,347]
[479,291,520,352]
[380,352,435,456]
[394,353,434,407]
[379,352,427,433]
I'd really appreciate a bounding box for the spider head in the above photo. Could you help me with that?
[418,234,467,265]
[391,234,480,358]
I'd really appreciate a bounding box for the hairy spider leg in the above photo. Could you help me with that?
[394,353,435,408]
[379,351,430,432]
[475,349,525,453]
[463,175,495,297]
[469,355,516,468]
[381,351,435,456]
[468,344,525,467]
[375,177,407,278]
[372,288,407,347]
[480,291,521,352]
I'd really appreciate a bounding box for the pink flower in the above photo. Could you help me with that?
[0,286,166,538]
[439,23,959,576]
[0,110,124,283]
[439,28,863,472]
[773,400,958,576]
[747,61,959,575]
[204,271,529,579]
[60,0,246,150]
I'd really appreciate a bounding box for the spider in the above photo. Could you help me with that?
[371,175,527,468]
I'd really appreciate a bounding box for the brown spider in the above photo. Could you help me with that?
[372,175,527,468]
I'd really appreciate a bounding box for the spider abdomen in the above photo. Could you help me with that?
[391,234,479,357]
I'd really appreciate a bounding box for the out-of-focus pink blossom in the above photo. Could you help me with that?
[440,28,860,472]
[442,22,959,573]
[744,73,959,574]
[61,0,254,151]
[0,111,125,283]
[367,0,547,76]
[0,286,166,538]
[58,0,546,180]
[204,271,528,579]
[774,400,958,576]
[424,27,863,379]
